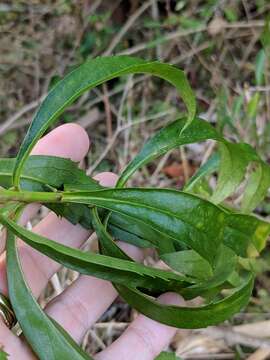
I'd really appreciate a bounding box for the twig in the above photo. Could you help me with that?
[119,26,208,56]
[247,348,270,360]
[119,20,264,56]
[50,273,63,296]
[203,327,270,349]
[249,85,270,92]
[183,354,235,359]
[233,320,270,339]
[89,0,102,13]
[93,322,128,330]
[150,150,172,183]
[84,328,106,351]
[87,109,175,174]
[103,0,153,56]
[1,40,208,136]
[102,84,113,139]
[151,0,162,59]
[201,140,216,165]
[0,94,46,136]
[180,146,189,182]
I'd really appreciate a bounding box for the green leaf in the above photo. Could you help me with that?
[181,245,237,299]
[115,273,254,329]
[117,117,269,208]
[241,162,270,213]
[109,211,175,253]
[63,188,226,266]
[161,250,213,280]
[0,214,189,294]
[108,222,152,248]
[224,212,270,256]
[247,92,260,119]
[260,15,270,56]
[6,229,92,360]
[92,207,253,329]
[13,56,196,188]
[0,155,100,192]
[101,203,270,261]
[0,155,100,229]
[155,352,181,360]
[117,117,221,187]
[0,350,9,360]
[255,49,266,86]
[211,142,255,204]
[184,152,220,192]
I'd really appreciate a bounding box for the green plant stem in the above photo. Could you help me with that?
[0,189,61,203]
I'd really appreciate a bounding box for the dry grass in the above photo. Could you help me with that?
[1,1,270,358]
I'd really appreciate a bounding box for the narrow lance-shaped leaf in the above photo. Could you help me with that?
[6,223,92,360]
[0,185,268,261]
[241,161,270,213]
[0,213,189,293]
[184,152,220,192]
[0,155,101,192]
[92,205,254,329]
[211,142,258,204]
[180,245,237,300]
[160,250,213,280]
[118,116,270,207]
[117,117,221,188]
[114,274,254,329]
[224,212,270,257]
[63,188,226,266]
[13,56,196,188]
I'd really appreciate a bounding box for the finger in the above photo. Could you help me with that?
[96,293,183,360]
[31,123,90,161]
[0,321,35,360]
[45,242,143,343]
[0,124,91,356]
[20,123,90,223]
[0,172,117,297]
[0,123,90,254]
[0,123,90,357]
[0,123,90,296]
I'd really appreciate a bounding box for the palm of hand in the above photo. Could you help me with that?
[0,123,180,360]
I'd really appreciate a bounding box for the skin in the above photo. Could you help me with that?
[0,123,183,359]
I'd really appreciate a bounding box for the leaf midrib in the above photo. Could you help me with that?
[64,193,222,240]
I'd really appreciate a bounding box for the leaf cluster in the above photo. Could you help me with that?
[0,56,269,359]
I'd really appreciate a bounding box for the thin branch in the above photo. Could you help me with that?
[203,327,270,349]
[103,0,153,56]
[87,109,175,174]
[0,94,46,136]
[119,20,264,56]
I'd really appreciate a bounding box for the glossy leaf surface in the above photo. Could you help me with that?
[6,227,91,360]
[63,188,225,266]
[0,214,188,293]
[13,56,195,187]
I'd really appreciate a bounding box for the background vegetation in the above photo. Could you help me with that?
[0,1,270,358]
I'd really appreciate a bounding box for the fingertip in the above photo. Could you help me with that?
[32,123,90,162]
[94,172,118,187]
[117,241,144,262]
[157,292,185,306]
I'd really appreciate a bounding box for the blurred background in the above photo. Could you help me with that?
[1,1,270,359]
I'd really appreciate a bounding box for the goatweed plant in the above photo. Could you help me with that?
[0,56,270,359]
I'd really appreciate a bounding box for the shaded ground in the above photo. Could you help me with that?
[1,1,270,358]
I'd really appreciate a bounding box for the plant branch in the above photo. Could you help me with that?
[0,189,61,204]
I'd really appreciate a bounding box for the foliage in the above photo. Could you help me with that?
[0,55,270,359]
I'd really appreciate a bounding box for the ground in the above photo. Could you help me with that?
[0,1,270,359]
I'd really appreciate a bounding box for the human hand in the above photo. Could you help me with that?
[0,123,182,360]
